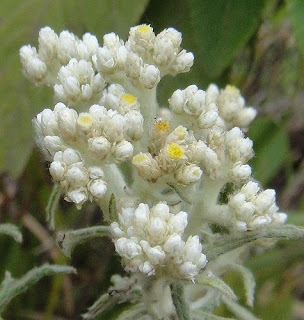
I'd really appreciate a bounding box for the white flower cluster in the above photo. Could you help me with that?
[34,99,143,207]
[228,181,287,232]
[20,27,99,86]
[50,149,106,209]
[111,202,207,280]
[133,124,204,185]
[169,84,256,132]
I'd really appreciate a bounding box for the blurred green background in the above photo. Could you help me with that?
[0,0,304,319]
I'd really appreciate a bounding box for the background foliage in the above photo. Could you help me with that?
[0,0,304,319]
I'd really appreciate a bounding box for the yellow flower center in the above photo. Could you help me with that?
[154,120,171,132]
[168,143,184,159]
[174,126,187,140]
[133,153,148,163]
[137,25,151,33]
[121,93,136,104]
[77,113,93,129]
[225,85,239,94]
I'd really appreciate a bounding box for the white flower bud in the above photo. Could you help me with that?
[62,148,81,165]
[88,136,111,158]
[151,203,170,221]
[65,166,88,188]
[112,140,134,163]
[110,222,125,238]
[254,189,276,214]
[171,50,194,74]
[66,187,88,208]
[57,30,77,64]
[103,112,126,142]
[164,234,184,255]
[88,166,104,179]
[49,161,65,181]
[169,211,188,235]
[241,181,260,199]
[168,89,185,114]
[57,106,78,140]
[115,238,142,259]
[139,64,161,89]
[89,104,108,127]
[134,203,149,229]
[132,152,162,182]
[125,52,142,79]
[230,162,252,182]
[141,241,166,264]
[175,164,203,185]
[88,179,107,198]
[38,109,58,136]
[206,84,220,104]
[124,110,144,141]
[38,26,58,62]
[147,217,167,243]
[272,212,287,224]
[139,261,154,275]
[197,108,218,129]
[44,136,65,155]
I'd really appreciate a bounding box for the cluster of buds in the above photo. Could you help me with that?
[50,149,106,209]
[133,124,204,185]
[33,99,143,206]
[168,84,256,134]
[111,202,207,280]
[20,27,99,86]
[228,181,287,232]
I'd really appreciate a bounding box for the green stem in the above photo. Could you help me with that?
[170,281,190,320]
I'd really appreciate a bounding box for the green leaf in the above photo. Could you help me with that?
[144,0,266,104]
[249,119,289,185]
[226,264,256,307]
[45,183,62,230]
[288,0,304,54]
[0,264,75,314]
[0,0,148,177]
[109,194,118,223]
[0,224,22,243]
[222,296,260,320]
[82,286,141,320]
[204,224,304,261]
[197,272,237,301]
[170,282,190,320]
[57,225,111,258]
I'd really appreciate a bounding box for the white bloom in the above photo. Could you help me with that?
[112,140,134,163]
[111,203,207,279]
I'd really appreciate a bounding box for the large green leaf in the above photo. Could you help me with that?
[0,0,149,177]
[288,0,304,54]
[143,0,266,103]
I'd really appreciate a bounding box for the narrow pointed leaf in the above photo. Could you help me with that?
[222,296,260,320]
[45,183,61,230]
[197,272,237,301]
[227,264,256,307]
[57,225,111,258]
[204,224,304,261]
[0,223,22,243]
[0,264,75,313]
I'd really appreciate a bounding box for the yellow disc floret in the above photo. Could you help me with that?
[133,153,148,163]
[168,143,184,159]
[154,120,171,132]
[225,85,239,94]
[77,113,93,130]
[121,93,136,105]
[137,25,152,34]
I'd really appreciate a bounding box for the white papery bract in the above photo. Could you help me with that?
[228,181,287,231]
[111,202,207,279]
